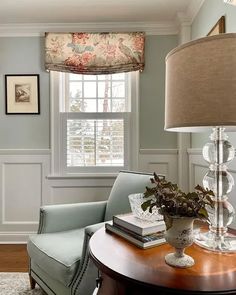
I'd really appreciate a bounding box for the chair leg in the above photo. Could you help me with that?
[29,274,36,289]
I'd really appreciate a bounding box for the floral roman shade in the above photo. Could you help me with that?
[45,32,145,74]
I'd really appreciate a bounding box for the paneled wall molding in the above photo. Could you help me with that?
[189,147,236,157]
[0,153,51,243]
[47,174,118,180]
[175,13,191,192]
[0,149,51,155]
[48,177,115,206]
[0,231,36,244]
[0,149,178,243]
[188,148,202,155]
[138,150,178,183]
[139,149,178,155]
[188,154,207,191]
[0,22,178,37]
[188,151,236,229]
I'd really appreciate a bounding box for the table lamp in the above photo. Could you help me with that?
[165,33,236,252]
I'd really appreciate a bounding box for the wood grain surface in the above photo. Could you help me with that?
[90,227,236,294]
[0,244,28,272]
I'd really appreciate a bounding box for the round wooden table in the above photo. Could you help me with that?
[89,227,236,295]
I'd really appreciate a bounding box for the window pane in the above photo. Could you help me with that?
[69,99,85,112]
[98,75,111,80]
[67,120,95,167]
[112,73,125,80]
[67,119,124,167]
[84,82,96,97]
[83,75,96,81]
[112,82,125,97]
[83,99,96,112]
[96,120,124,166]
[98,99,111,112]
[69,82,82,98]
[112,99,125,112]
[98,82,111,98]
[69,74,82,81]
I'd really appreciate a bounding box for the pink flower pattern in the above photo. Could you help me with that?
[72,33,90,44]
[133,36,145,51]
[45,32,145,74]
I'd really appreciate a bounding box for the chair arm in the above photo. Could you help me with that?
[71,222,109,295]
[38,201,107,234]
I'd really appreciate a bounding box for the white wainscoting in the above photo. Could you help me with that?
[46,176,115,205]
[0,150,51,243]
[0,148,178,243]
[138,149,178,183]
[188,148,236,229]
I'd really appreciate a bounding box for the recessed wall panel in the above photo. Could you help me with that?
[51,186,111,204]
[147,163,168,177]
[3,163,41,223]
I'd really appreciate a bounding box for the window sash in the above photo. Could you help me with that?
[60,112,130,173]
[63,73,130,113]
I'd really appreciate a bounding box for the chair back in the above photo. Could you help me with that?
[104,171,153,221]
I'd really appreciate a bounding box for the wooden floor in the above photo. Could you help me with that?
[0,244,28,272]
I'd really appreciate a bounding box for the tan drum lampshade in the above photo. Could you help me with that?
[165,33,236,132]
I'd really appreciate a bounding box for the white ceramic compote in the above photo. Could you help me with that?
[164,216,195,268]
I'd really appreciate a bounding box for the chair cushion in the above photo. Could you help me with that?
[27,228,84,286]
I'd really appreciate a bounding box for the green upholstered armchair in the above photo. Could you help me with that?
[27,171,153,295]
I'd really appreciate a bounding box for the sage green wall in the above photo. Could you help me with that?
[0,37,50,148]
[0,35,177,150]
[140,35,178,149]
[191,0,236,148]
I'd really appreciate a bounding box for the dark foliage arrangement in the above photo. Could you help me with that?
[141,173,214,229]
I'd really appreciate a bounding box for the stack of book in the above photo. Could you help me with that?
[105,213,166,249]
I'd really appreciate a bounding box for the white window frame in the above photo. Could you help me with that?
[50,71,139,176]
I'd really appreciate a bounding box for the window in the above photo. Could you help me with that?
[51,71,138,175]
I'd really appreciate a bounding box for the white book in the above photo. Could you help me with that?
[105,223,166,249]
[113,213,165,236]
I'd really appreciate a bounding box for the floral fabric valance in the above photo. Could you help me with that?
[45,32,145,74]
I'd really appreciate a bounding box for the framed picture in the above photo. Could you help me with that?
[207,16,225,36]
[5,74,40,114]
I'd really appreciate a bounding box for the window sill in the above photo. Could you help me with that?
[46,173,118,180]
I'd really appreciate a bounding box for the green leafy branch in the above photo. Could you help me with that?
[141,173,214,228]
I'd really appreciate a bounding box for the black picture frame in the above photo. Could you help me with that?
[5,74,40,115]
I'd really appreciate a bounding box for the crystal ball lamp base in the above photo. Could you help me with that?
[194,127,236,252]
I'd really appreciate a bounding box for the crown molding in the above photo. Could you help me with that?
[176,12,192,26]
[186,0,205,23]
[0,21,178,37]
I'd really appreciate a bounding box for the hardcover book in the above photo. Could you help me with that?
[105,223,166,249]
[113,213,165,236]
[113,223,165,241]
